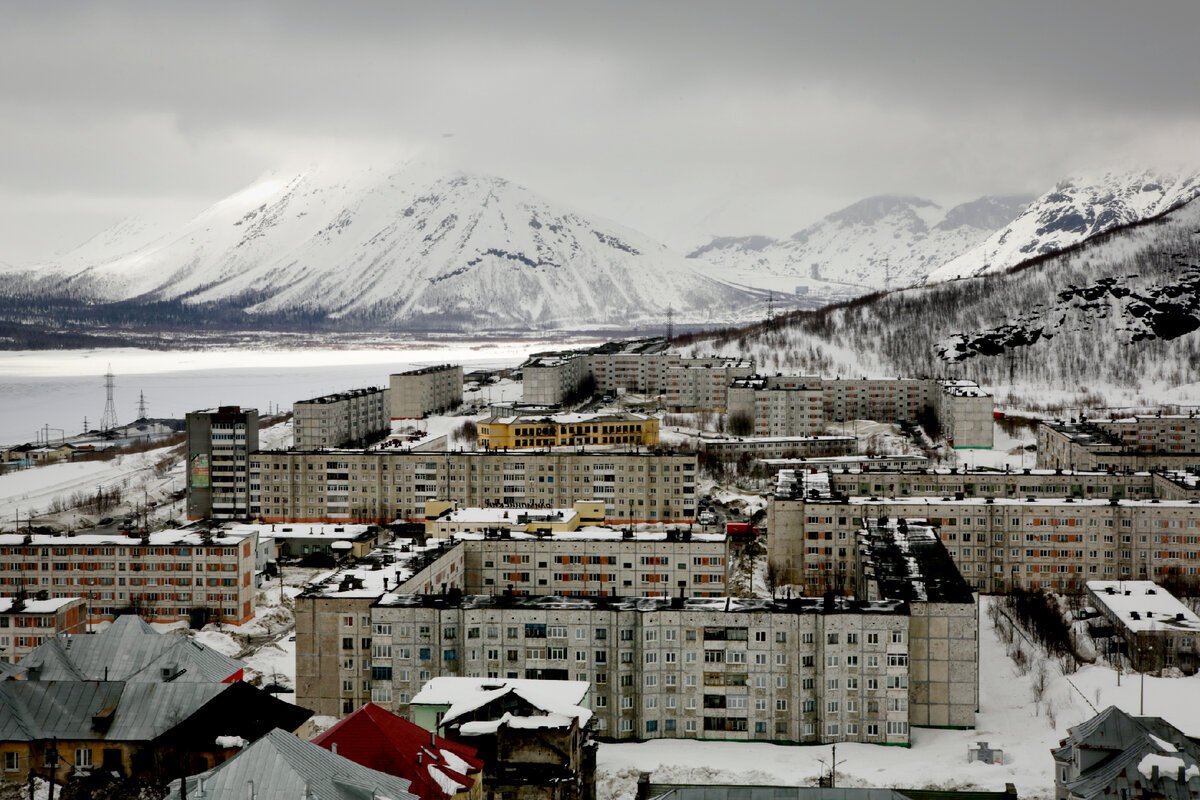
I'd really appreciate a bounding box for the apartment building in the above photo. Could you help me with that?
[293,387,391,449]
[521,340,754,412]
[769,476,1200,594]
[456,531,730,598]
[1037,417,1200,472]
[296,527,727,717]
[758,454,930,475]
[1086,580,1200,674]
[727,376,994,448]
[827,468,1158,501]
[699,435,857,462]
[0,596,86,662]
[727,376,825,437]
[661,360,755,412]
[0,530,258,626]
[391,365,463,420]
[186,406,259,520]
[295,519,977,743]
[249,449,699,524]
[477,412,659,450]
[935,382,995,449]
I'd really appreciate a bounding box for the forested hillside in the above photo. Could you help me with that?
[683,198,1200,409]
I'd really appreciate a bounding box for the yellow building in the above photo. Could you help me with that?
[477,412,658,450]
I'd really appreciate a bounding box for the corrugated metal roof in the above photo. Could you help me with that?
[166,729,420,800]
[0,680,225,741]
[19,615,243,683]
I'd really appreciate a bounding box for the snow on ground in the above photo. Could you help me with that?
[0,417,291,530]
[595,595,1200,800]
[953,421,1038,471]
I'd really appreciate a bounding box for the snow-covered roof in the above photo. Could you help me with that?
[448,525,725,543]
[436,507,578,525]
[227,522,374,541]
[299,539,455,599]
[0,529,254,547]
[0,596,82,615]
[412,677,591,729]
[1086,581,1200,633]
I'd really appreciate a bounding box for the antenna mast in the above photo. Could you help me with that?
[100,366,119,432]
[665,307,674,343]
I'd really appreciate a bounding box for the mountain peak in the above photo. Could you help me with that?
[817,195,940,229]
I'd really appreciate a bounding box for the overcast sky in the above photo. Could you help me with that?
[4,0,1200,263]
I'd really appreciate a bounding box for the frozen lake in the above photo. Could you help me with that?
[0,341,553,447]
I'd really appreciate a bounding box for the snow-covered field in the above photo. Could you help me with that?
[595,596,1200,800]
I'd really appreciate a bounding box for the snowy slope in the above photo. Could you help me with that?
[6,162,764,331]
[685,193,1200,408]
[928,169,1200,283]
[688,195,1032,300]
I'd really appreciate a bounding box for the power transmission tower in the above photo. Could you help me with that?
[82,416,89,435]
[767,291,774,322]
[100,366,119,431]
[136,391,149,420]
[882,257,893,290]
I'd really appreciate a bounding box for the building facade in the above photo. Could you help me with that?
[186,406,259,520]
[769,478,1200,594]
[391,366,464,419]
[827,468,1158,501]
[249,450,699,524]
[368,593,968,745]
[0,596,86,662]
[477,413,659,450]
[1038,417,1200,472]
[0,530,258,626]
[294,387,391,449]
[1085,580,1200,674]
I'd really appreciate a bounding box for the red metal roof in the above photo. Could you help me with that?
[313,703,483,800]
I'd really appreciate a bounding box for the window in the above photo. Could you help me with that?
[75,748,93,770]
[866,633,879,644]
[887,721,909,735]
[4,752,17,772]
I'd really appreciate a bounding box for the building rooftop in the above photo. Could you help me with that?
[412,677,592,729]
[0,528,255,547]
[312,702,482,800]
[295,386,388,405]
[375,592,907,616]
[393,364,460,377]
[1086,581,1200,634]
[17,613,245,682]
[0,596,81,615]
[298,539,458,599]
[167,728,418,800]
[226,522,375,541]
[448,525,725,543]
[699,434,857,445]
[857,519,974,604]
[483,411,653,426]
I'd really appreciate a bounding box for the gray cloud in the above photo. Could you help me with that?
[3,0,1200,261]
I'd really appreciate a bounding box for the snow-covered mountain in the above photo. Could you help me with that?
[926,169,1200,283]
[687,195,1033,301]
[685,189,1200,405]
[3,162,764,331]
